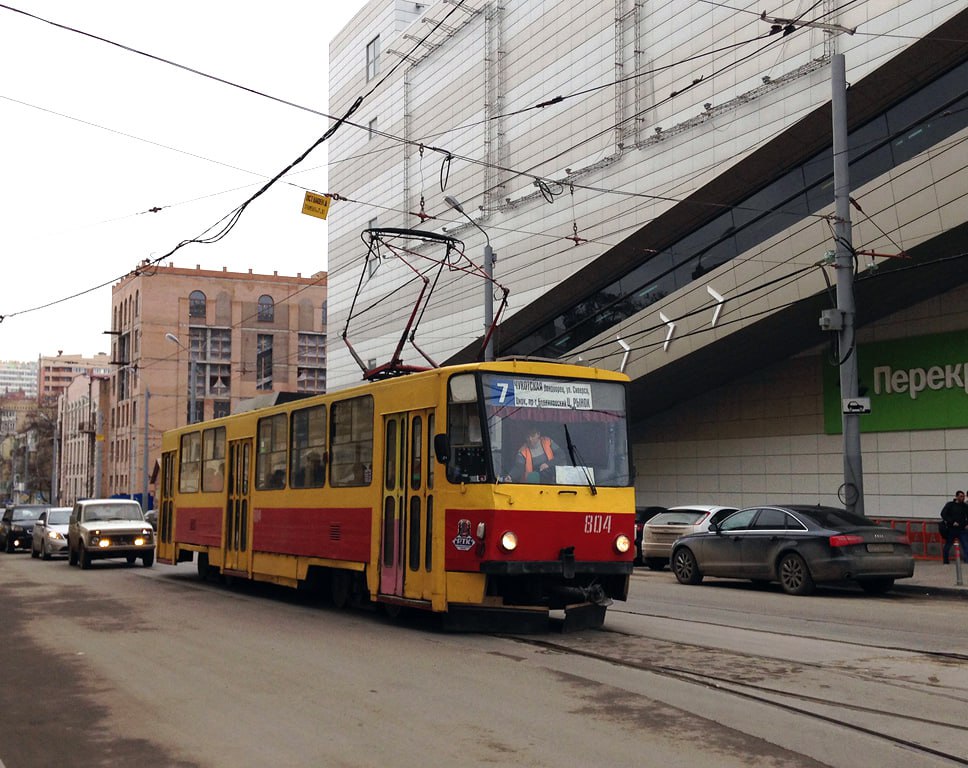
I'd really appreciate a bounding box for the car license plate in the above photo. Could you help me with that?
[866,543,893,553]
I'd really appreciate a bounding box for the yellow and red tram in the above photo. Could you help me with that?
[157,359,635,630]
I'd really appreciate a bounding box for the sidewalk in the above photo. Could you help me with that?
[894,559,968,598]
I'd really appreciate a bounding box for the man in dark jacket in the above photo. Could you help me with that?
[940,490,968,564]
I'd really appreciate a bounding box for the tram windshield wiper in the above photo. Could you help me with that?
[564,424,597,495]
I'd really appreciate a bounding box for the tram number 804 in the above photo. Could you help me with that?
[584,514,613,534]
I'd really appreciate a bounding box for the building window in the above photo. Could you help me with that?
[366,35,380,81]
[297,368,326,393]
[189,290,207,319]
[257,334,273,390]
[212,400,231,419]
[368,117,378,140]
[297,332,326,393]
[258,295,274,322]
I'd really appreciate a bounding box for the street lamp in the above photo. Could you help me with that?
[445,195,496,361]
[166,332,198,424]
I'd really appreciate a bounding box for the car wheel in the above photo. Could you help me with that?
[31,542,39,558]
[142,551,154,568]
[778,553,814,596]
[79,543,92,570]
[672,547,703,585]
[69,545,78,566]
[645,558,667,571]
[41,540,51,561]
[4,536,13,554]
[858,577,894,595]
[126,555,137,565]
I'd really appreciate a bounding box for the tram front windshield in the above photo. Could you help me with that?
[445,372,631,486]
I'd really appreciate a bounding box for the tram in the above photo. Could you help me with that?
[157,359,635,630]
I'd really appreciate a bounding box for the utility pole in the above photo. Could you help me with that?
[832,54,865,516]
[444,195,496,361]
[142,389,150,511]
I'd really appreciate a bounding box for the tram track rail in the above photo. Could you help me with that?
[500,628,968,766]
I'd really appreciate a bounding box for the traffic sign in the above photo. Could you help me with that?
[301,192,331,220]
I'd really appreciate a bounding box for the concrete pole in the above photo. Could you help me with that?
[189,359,198,424]
[484,243,495,362]
[832,54,865,516]
[142,389,150,510]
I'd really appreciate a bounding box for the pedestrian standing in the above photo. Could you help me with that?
[940,490,968,564]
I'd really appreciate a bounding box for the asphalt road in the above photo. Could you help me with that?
[2,554,966,768]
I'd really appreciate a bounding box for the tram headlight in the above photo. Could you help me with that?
[614,534,632,554]
[499,531,518,552]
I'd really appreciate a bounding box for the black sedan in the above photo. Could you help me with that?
[1,505,48,553]
[670,504,914,595]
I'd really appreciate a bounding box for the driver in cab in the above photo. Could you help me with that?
[510,427,562,483]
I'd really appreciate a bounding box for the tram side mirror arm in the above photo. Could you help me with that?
[433,434,450,464]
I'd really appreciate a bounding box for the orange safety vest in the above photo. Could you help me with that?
[520,437,554,473]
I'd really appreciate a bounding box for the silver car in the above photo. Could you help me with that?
[641,505,738,570]
[31,506,72,560]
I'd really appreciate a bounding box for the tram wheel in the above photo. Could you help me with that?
[331,570,351,609]
[382,602,403,620]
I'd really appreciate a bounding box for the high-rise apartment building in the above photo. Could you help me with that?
[37,354,111,405]
[0,361,38,398]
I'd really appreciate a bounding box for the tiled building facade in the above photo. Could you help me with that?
[327,0,968,517]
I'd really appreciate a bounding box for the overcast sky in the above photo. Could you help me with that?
[0,0,367,362]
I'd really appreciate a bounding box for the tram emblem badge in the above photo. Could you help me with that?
[452,519,475,551]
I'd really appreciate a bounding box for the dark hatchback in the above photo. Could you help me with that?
[670,504,915,595]
[1,505,48,553]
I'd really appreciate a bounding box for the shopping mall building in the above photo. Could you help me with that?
[327,0,968,520]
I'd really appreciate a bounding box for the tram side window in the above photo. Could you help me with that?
[256,414,288,489]
[179,432,202,493]
[291,404,326,488]
[331,396,373,486]
[446,373,487,483]
[202,426,226,492]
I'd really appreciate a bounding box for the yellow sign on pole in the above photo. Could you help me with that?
[301,192,332,220]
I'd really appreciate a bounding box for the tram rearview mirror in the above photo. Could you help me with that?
[433,434,449,463]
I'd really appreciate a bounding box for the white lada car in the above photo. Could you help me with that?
[68,499,155,569]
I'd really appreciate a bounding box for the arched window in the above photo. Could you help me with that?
[189,290,206,318]
[258,294,274,322]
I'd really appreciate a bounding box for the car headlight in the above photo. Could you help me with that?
[98,539,111,548]
[499,531,518,552]
[11,525,25,534]
[614,534,632,554]
[134,537,147,546]
[48,531,65,541]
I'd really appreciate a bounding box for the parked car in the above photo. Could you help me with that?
[670,504,915,595]
[143,509,158,531]
[1,505,48,553]
[31,506,72,560]
[634,506,666,565]
[641,505,738,570]
[68,499,155,569]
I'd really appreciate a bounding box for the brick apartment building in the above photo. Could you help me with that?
[85,263,328,505]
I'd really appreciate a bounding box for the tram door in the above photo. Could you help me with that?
[157,451,176,562]
[379,414,407,596]
[223,438,252,575]
[379,410,435,600]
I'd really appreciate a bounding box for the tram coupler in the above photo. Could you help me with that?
[559,546,576,578]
